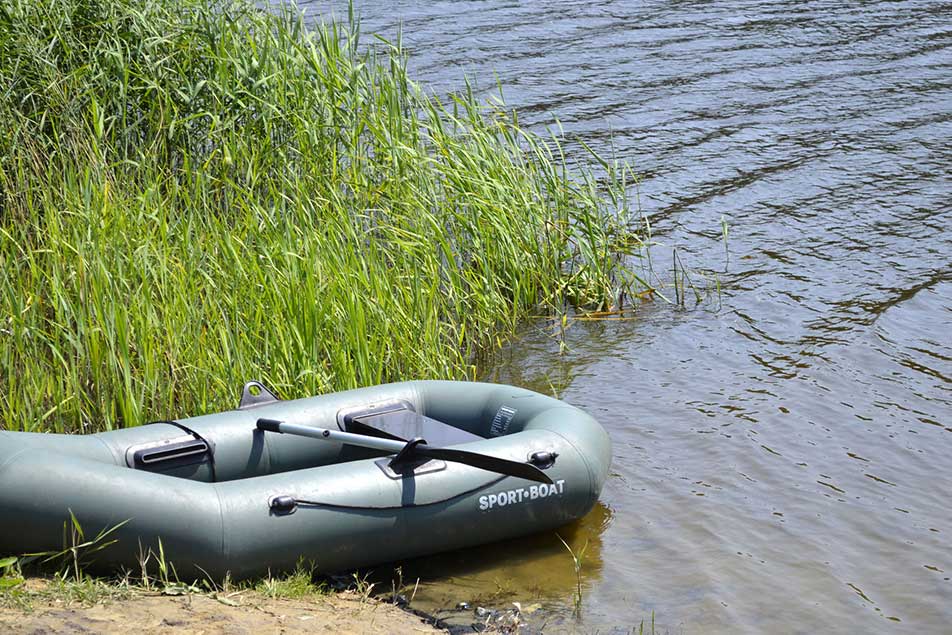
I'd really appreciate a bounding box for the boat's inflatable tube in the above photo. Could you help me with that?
[0,381,610,578]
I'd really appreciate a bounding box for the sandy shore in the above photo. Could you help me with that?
[0,582,442,634]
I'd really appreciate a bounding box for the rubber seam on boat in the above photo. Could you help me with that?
[213,483,228,564]
[90,435,125,466]
[412,381,425,417]
[0,448,29,472]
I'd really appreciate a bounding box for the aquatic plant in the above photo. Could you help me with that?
[0,0,640,432]
[557,533,588,616]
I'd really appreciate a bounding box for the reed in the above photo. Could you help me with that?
[557,534,588,616]
[0,0,641,433]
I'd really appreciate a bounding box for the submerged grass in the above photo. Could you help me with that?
[0,0,641,433]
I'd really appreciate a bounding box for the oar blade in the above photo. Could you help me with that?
[418,447,553,484]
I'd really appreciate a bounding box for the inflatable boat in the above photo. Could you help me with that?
[0,381,610,578]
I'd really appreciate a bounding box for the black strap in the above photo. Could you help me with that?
[269,475,508,512]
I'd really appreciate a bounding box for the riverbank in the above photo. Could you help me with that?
[0,578,442,634]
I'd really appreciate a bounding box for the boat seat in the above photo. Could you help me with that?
[343,408,483,447]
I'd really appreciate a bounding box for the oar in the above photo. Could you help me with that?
[256,418,553,484]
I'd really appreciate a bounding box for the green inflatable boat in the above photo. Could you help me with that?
[0,381,610,578]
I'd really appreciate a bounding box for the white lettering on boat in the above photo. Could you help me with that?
[489,406,517,436]
[478,480,566,510]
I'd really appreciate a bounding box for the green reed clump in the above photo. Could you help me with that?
[0,0,640,432]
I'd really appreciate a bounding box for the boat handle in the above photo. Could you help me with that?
[133,439,209,466]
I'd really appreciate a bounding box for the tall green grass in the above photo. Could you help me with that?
[0,0,640,433]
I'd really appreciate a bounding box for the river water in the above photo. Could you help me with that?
[299,1,951,631]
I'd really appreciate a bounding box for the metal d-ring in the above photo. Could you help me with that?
[238,380,282,410]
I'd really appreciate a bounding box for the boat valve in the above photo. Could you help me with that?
[269,495,298,515]
[529,451,558,469]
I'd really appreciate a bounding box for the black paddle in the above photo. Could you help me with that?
[256,418,553,484]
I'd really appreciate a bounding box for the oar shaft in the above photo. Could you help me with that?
[256,418,553,484]
[257,419,407,453]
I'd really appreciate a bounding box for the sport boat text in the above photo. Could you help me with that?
[478,480,566,510]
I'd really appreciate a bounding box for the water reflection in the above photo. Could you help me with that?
[370,502,612,628]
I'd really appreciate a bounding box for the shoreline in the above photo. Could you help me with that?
[0,578,446,634]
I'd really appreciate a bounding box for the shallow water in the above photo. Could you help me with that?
[299,0,951,631]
